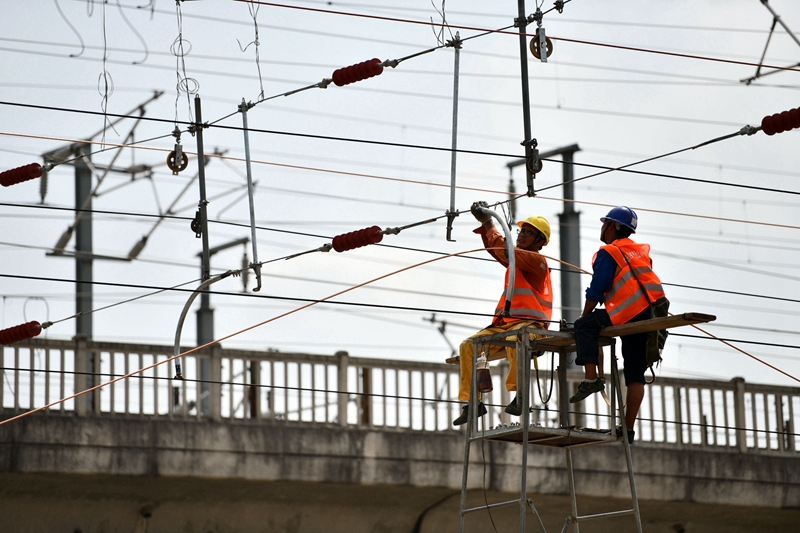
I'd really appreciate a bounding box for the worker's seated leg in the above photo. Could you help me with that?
[570,310,610,403]
[452,401,487,426]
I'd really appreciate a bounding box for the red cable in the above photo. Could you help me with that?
[0,163,42,187]
[0,321,42,345]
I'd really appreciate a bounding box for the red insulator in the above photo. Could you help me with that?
[761,107,800,136]
[332,58,384,87]
[0,321,41,345]
[0,163,43,187]
[332,226,383,253]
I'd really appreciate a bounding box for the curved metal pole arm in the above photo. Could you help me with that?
[173,271,232,378]
[477,207,516,317]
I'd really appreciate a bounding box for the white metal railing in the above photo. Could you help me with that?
[1,337,797,454]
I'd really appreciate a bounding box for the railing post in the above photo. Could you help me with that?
[336,351,349,427]
[360,366,372,428]
[209,345,222,421]
[732,377,748,453]
[775,394,785,452]
[249,359,260,420]
[673,386,683,446]
[73,335,88,416]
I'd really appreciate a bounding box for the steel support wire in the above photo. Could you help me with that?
[445,33,462,242]
[741,0,800,84]
[239,99,263,292]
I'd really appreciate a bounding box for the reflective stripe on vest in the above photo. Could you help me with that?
[494,264,553,323]
[597,239,665,326]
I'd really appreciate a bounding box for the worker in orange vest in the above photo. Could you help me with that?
[453,202,553,426]
[569,206,665,444]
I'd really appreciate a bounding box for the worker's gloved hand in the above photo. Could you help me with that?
[471,201,491,223]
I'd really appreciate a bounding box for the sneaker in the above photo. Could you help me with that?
[452,402,487,426]
[616,425,635,444]
[569,378,605,404]
[504,396,522,416]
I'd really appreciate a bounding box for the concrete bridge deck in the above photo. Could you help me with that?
[2,338,799,531]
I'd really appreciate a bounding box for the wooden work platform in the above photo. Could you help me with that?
[475,424,618,448]
[445,312,716,364]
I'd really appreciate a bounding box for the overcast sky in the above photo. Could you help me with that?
[1,0,799,387]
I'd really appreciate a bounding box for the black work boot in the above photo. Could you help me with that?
[504,396,522,416]
[452,402,487,426]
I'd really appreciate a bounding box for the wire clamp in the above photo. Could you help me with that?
[190,210,202,238]
[382,226,401,235]
[318,78,333,89]
[739,124,758,136]
[381,59,399,69]
[445,36,462,49]
[444,209,459,242]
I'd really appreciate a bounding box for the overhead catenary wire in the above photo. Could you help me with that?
[238,0,800,74]
[3,2,792,390]
[2,119,799,204]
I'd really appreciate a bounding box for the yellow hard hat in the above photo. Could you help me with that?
[518,215,550,245]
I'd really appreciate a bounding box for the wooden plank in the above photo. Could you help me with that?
[445,312,715,364]
[599,312,716,338]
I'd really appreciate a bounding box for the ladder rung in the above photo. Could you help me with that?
[577,509,635,522]
[462,498,520,515]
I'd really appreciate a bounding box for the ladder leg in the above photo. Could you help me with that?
[611,342,643,533]
[519,336,531,533]
[565,448,579,533]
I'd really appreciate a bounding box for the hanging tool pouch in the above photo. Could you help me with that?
[617,248,670,370]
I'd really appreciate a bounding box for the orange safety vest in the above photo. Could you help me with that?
[595,238,665,325]
[494,263,553,325]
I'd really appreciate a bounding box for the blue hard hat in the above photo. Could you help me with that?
[601,206,638,233]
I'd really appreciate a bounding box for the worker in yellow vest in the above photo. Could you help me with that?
[569,206,665,444]
[453,202,553,426]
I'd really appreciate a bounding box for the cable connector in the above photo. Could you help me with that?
[739,124,758,136]
[554,0,565,14]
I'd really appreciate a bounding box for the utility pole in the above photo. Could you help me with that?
[507,143,582,329]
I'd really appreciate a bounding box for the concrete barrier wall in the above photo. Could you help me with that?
[1,413,798,509]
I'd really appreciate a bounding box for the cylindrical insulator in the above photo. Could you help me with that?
[0,321,42,345]
[332,58,384,87]
[332,226,383,252]
[0,163,43,187]
[761,107,800,136]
